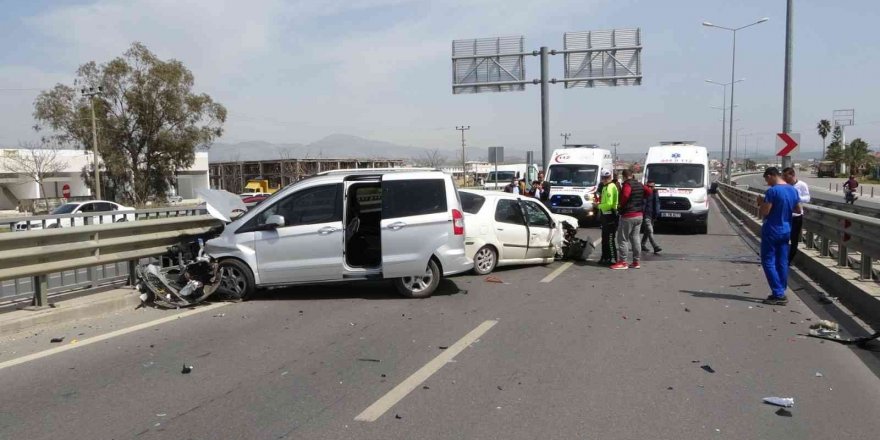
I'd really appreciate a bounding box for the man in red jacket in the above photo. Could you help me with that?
[611,169,645,270]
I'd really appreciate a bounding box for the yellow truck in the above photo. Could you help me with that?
[242,179,281,196]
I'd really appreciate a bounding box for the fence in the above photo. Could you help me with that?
[2,205,206,232]
[717,182,878,281]
[0,215,221,306]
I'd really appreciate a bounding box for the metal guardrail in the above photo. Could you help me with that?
[0,215,221,307]
[1,206,206,231]
[718,182,878,281]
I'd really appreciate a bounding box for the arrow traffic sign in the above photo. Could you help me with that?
[776,132,800,157]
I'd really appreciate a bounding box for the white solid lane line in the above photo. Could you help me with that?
[354,319,498,422]
[540,262,573,283]
[0,302,229,372]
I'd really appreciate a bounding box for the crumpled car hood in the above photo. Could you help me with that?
[197,188,247,223]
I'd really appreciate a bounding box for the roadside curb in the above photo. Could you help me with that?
[0,288,141,335]
[716,191,880,329]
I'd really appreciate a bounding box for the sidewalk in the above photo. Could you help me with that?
[0,288,141,335]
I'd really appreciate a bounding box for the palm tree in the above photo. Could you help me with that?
[817,119,832,159]
[845,138,875,176]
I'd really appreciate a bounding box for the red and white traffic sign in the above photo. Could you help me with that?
[776,132,800,156]
[62,184,71,199]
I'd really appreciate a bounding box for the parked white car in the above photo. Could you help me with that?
[14,201,135,231]
[459,189,579,274]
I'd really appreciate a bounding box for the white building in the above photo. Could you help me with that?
[0,148,209,210]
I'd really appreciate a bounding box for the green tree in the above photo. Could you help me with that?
[33,42,226,205]
[844,138,875,176]
[816,119,831,159]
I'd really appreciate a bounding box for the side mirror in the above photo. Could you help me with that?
[264,214,285,229]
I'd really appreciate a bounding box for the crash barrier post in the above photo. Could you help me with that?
[717,183,879,281]
[3,206,207,232]
[0,215,221,308]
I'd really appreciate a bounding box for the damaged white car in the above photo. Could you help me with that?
[459,190,589,275]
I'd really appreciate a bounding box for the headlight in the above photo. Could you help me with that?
[693,195,707,204]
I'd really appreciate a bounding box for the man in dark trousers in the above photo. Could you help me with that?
[782,167,810,266]
[597,169,619,266]
[640,180,662,254]
[757,167,803,305]
[611,169,645,270]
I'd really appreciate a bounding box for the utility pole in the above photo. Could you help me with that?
[456,125,470,185]
[81,86,103,199]
[539,46,550,171]
[560,132,571,145]
[781,0,794,169]
[611,142,620,162]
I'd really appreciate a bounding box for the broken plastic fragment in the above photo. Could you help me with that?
[485,276,503,283]
[357,358,381,363]
[50,337,64,343]
[701,365,715,373]
[181,364,193,374]
[763,397,794,408]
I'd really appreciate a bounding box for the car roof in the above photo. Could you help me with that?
[459,189,522,200]
[316,167,442,176]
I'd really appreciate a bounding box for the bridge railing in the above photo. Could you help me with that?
[718,182,878,281]
[2,205,207,232]
[0,215,222,307]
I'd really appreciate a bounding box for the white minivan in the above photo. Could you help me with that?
[482,163,540,190]
[544,146,613,222]
[204,169,472,299]
[642,142,710,234]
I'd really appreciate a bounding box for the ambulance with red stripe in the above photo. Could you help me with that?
[642,142,710,234]
[544,145,613,223]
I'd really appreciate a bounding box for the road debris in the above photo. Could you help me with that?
[730,283,751,287]
[701,365,716,373]
[394,414,402,420]
[181,364,193,374]
[212,313,226,318]
[808,320,840,338]
[422,386,430,390]
[684,308,691,313]
[438,346,448,350]
[357,358,381,363]
[50,337,64,343]
[485,276,504,283]
[763,397,794,408]
[815,372,823,378]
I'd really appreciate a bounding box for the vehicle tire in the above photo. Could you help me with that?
[472,245,497,275]
[47,223,60,229]
[394,259,441,299]
[115,218,127,223]
[218,259,255,301]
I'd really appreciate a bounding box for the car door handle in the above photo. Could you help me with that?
[318,226,339,235]
[388,221,407,231]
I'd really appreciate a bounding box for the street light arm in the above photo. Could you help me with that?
[735,17,770,31]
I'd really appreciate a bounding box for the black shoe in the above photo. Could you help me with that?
[641,247,650,252]
[653,247,662,254]
[762,295,788,306]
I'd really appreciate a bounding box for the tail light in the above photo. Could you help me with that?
[452,209,465,235]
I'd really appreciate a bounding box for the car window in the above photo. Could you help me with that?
[521,200,552,228]
[251,184,341,227]
[494,199,525,225]
[51,203,79,215]
[94,202,115,212]
[77,203,95,213]
[459,192,486,214]
[382,179,446,218]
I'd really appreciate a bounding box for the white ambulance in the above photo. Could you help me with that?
[642,142,710,234]
[544,145,613,222]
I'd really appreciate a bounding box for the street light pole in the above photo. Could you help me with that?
[781,0,794,169]
[456,125,470,185]
[81,86,103,199]
[706,79,743,177]
[703,17,769,183]
[560,132,571,145]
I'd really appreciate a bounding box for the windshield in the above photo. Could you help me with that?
[51,203,79,214]
[645,164,705,188]
[547,164,599,187]
[487,171,517,182]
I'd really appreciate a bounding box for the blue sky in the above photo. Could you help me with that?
[0,0,878,155]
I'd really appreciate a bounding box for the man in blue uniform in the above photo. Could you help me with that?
[757,167,803,305]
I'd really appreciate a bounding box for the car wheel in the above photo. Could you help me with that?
[394,259,441,298]
[115,218,127,223]
[47,223,60,229]
[472,245,497,275]
[218,259,255,300]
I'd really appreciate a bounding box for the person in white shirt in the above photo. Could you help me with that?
[782,167,811,266]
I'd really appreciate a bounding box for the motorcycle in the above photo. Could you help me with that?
[845,189,857,205]
[136,188,246,308]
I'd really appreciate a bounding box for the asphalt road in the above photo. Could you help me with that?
[735,174,880,211]
[2,199,880,439]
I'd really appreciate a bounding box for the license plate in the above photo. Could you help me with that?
[557,208,573,214]
[661,212,682,218]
